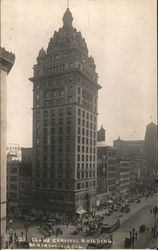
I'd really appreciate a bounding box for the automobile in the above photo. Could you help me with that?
[73,230,79,235]
[17,241,29,249]
[87,242,112,249]
[124,237,131,248]
[120,207,125,212]
[136,199,141,203]
[56,228,63,235]
[125,207,130,213]
[119,214,123,217]
[139,224,146,232]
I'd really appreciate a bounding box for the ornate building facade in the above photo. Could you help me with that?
[30,8,101,220]
[0,47,15,247]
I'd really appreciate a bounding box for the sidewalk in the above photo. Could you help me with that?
[147,236,158,249]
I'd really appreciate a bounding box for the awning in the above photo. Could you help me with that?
[96,200,100,207]
[107,200,113,204]
[76,208,87,215]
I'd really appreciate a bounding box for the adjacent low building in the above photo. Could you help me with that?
[118,160,130,196]
[7,161,20,216]
[144,122,157,177]
[97,146,116,197]
[7,146,32,216]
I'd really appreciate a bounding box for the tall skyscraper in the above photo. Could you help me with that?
[0,47,15,247]
[144,122,157,177]
[30,8,101,220]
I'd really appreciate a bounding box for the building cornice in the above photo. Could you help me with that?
[0,47,15,74]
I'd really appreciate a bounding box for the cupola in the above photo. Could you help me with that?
[62,8,73,28]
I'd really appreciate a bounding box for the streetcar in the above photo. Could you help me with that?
[100,218,120,234]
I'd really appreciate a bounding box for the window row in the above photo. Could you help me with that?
[77,146,96,154]
[78,108,97,122]
[36,97,73,107]
[43,62,75,75]
[77,136,96,146]
[77,171,96,179]
[76,180,96,190]
[78,118,96,130]
[35,181,72,190]
[34,170,72,179]
[36,108,72,119]
[77,163,96,169]
[41,126,72,135]
[77,154,96,162]
[78,127,96,137]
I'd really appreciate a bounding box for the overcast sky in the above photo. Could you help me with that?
[2,0,157,147]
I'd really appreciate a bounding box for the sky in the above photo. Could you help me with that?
[1,0,157,147]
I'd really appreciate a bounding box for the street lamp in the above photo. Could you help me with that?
[129,228,137,249]
[9,219,13,232]
[24,219,30,243]
[153,206,158,238]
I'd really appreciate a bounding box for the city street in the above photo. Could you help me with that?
[112,192,158,248]
[9,191,158,249]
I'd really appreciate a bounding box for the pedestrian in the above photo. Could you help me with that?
[6,242,8,249]
[67,223,68,228]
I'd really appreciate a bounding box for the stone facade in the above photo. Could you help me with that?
[29,8,101,220]
[0,47,15,247]
[97,146,116,195]
[144,122,157,177]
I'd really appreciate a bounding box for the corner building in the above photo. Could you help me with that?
[30,8,101,220]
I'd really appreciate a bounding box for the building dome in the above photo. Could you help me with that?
[38,47,46,58]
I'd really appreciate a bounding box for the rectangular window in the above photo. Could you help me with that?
[68,86,72,95]
[52,90,57,97]
[68,96,72,103]
[78,87,81,94]
[43,110,48,118]
[67,126,71,134]
[51,128,55,134]
[78,108,81,116]
[67,108,72,116]
[59,108,64,116]
[77,183,81,190]
[59,88,65,96]
[78,118,81,125]
[43,120,48,127]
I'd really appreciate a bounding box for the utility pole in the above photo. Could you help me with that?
[130,228,137,249]
[153,206,158,238]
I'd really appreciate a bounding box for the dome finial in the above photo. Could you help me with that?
[62,7,73,28]
[67,0,69,8]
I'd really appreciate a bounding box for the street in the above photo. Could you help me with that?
[9,192,158,249]
[112,193,158,248]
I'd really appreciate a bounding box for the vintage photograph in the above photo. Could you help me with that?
[0,0,157,249]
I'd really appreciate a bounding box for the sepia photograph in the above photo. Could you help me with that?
[0,0,157,249]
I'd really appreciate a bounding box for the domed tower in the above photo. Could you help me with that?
[29,8,101,219]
